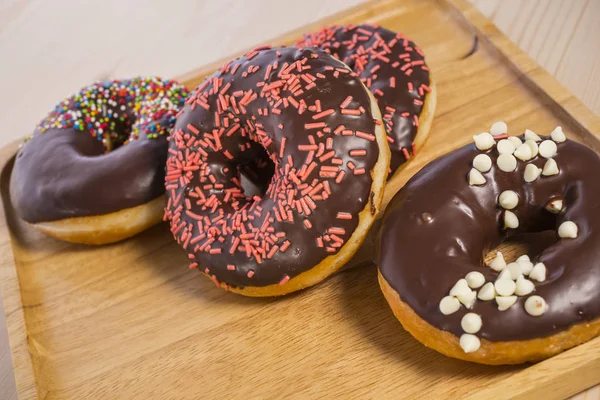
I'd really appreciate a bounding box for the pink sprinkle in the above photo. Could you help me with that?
[336,212,352,220]
[305,122,326,129]
[349,149,367,157]
[267,245,279,259]
[279,137,287,158]
[340,96,353,108]
[355,131,375,141]
[402,148,411,160]
[279,275,290,285]
[312,109,335,120]
[328,227,346,235]
[341,108,361,115]
[280,240,291,252]
[187,124,199,134]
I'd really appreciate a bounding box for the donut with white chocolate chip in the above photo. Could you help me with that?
[297,24,436,208]
[378,123,600,364]
[165,46,390,296]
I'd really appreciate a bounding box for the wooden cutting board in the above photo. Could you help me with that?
[2,0,600,398]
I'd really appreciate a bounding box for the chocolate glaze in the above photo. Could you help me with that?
[378,137,600,341]
[166,47,383,288]
[10,78,187,223]
[298,24,431,177]
[11,128,168,222]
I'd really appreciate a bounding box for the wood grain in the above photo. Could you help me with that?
[0,291,18,400]
[1,0,600,399]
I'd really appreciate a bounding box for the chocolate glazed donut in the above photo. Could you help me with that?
[297,24,436,207]
[11,78,188,245]
[378,125,600,364]
[165,46,390,296]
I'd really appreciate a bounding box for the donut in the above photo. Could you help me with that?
[10,77,189,245]
[377,123,600,364]
[297,24,436,207]
[164,46,390,296]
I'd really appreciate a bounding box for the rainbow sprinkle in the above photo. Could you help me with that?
[37,77,188,150]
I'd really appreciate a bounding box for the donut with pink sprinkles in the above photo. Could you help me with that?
[164,46,390,296]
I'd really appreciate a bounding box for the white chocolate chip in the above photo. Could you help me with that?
[516,255,530,263]
[465,271,486,289]
[514,143,533,161]
[490,121,508,136]
[524,163,542,182]
[508,136,523,149]
[524,295,547,316]
[515,276,535,296]
[525,140,539,158]
[469,168,486,186]
[457,290,477,309]
[460,334,481,353]
[517,259,534,275]
[504,210,519,229]
[498,190,519,210]
[488,251,506,271]
[473,154,492,172]
[542,158,559,176]
[497,268,512,281]
[539,140,558,158]
[439,296,461,315]
[506,262,523,280]
[546,198,564,213]
[524,129,542,142]
[497,139,516,154]
[497,154,517,172]
[473,132,495,151]
[496,295,518,311]
[529,263,547,282]
[477,282,496,301]
[550,126,566,143]
[449,279,471,297]
[495,279,516,296]
[558,221,578,238]
[461,313,483,334]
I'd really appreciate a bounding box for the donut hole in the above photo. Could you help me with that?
[237,145,275,197]
[484,191,572,264]
[483,230,559,265]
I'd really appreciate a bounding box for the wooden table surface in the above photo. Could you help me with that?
[0,1,599,399]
